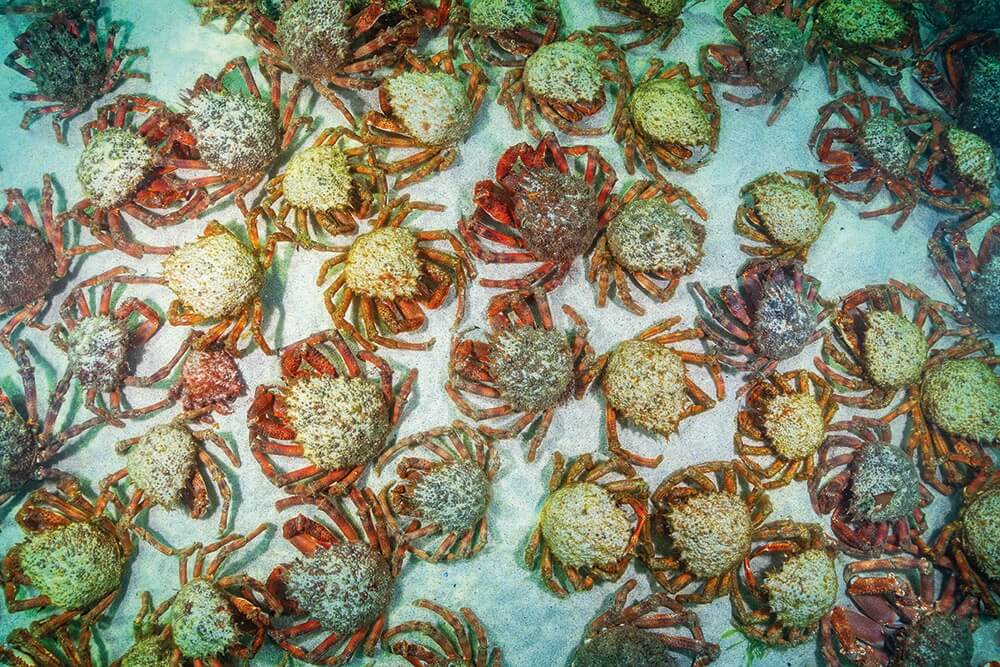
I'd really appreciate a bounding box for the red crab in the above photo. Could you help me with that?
[168,333,246,415]
[459,133,616,293]
[929,219,1000,334]
[446,288,595,461]
[249,329,416,497]
[692,259,829,375]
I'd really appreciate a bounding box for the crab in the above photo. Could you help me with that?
[612,59,720,175]
[459,133,616,293]
[735,369,838,489]
[361,49,487,189]
[0,621,96,667]
[809,93,934,230]
[814,281,996,494]
[4,4,148,143]
[446,0,560,67]
[734,171,834,260]
[0,343,105,509]
[101,408,240,535]
[587,178,707,316]
[929,219,1000,334]
[376,420,498,562]
[643,460,773,604]
[497,32,629,139]
[524,451,648,597]
[911,115,997,214]
[319,196,475,351]
[266,489,404,665]
[593,0,692,50]
[69,95,208,258]
[162,56,311,216]
[48,268,186,426]
[797,0,919,93]
[692,259,829,375]
[252,126,384,250]
[446,288,595,462]
[572,577,719,666]
[729,521,839,647]
[927,469,1000,615]
[192,0,281,33]
[249,329,416,498]
[108,590,177,667]
[1,477,131,660]
[0,174,105,354]
[248,0,423,125]
[383,600,502,666]
[820,556,979,665]
[700,0,807,125]
[588,316,725,468]
[168,333,246,415]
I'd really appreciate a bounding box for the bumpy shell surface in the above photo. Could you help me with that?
[0,226,57,310]
[859,310,928,390]
[605,199,704,274]
[666,491,751,578]
[169,578,237,658]
[77,128,155,208]
[540,482,632,568]
[523,40,602,104]
[344,227,422,299]
[385,71,473,147]
[763,549,838,629]
[275,0,351,80]
[486,326,575,412]
[920,359,1000,442]
[602,340,689,436]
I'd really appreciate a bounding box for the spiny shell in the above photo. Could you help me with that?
[170,578,237,658]
[506,166,600,262]
[77,128,155,208]
[385,71,473,147]
[920,359,1000,442]
[860,116,912,178]
[125,424,199,509]
[469,0,536,29]
[638,0,685,20]
[944,126,997,190]
[860,310,928,390]
[574,625,680,667]
[741,14,805,94]
[968,255,1000,332]
[763,548,838,630]
[746,173,824,248]
[750,271,816,361]
[815,0,908,47]
[893,612,975,667]
[605,198,704,274]
[344,227,422,299]
[275,0,351,80]
[523,40,602,104]
[847,444,920,522]
[0,225,57,310]
[630,79,712,147]
[119,636,173,667]
[0,403,37,494]
[66,315,129,391]
[962,484,1000,579]
[487,326,574,412]
[186,91,279,176]
[177,345,245,412]
[961,55,1000,147]
[409,460,490,532]
[666,491,751,578]
[602,340,690,437]
[281,145,353,212]
[762,392,825,461]
[540,482,633,569]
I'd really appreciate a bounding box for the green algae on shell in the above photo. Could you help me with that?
[943,127,997,191]
[637,0,685,19]
[17,521,127,609]
[487,326,574,412]
[0,403,37,494]
[666,491,751,578]
[186,91,279,176]
[920,359,1000,442]
[409,460,490,532]
[762,392,825,461]
[0,225,57,310]
[124,424,199,508]
[746,173,825,249]
[283,374,390,470]
[119,635,173,667]
[741,14,806,94]
[574,624,679,667]
[860,310,928,390]
[65,315,129,391]
[344,227,422,299]
[77,128,156,209]
[605,198,704,274]
[601,340,691,436]
[967,255,1000,332]
[859,116,913,178]
[763,549,838,630]
[962,484,1000,579]
[523,40,602,104]
[469,0,538,30]
[847,444,920,522]
[169,578,237,658]
[280,144,354,212]
[275,0,352,81]
[385,71,474,147]
[540,482,633,569]
[814,0,908,47]
[892,612,975,667]
[629,78,713,147]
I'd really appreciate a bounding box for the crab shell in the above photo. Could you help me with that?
[523,40,604,106]
[169,578,238,658]
[960,55,1000,149]
[406,460,490,532]
[540,482,633,569]
[741,14,805,95]
[65,315,130,391]
[486,325,575,412]
[574,624,682,667]
[468,0,538,30]
[605,198,704,274]
[602,340,690,437]
[186,90,280,176]
[0,404,38,495]
[858,310,928,391]
[745,174,825,249]
[763,548,838,629]
[76,127,157,209]
[666,491,752,578]
[0,225,58,311]
[814,0,909,48]
[383,71,474,147]
[274,0,352,81]
[920,359,1000,443]
[280,144,354,212]
[343,227,423,299]
[629,78,713,148]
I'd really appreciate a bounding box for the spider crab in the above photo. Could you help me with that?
[192,0,280,33]
[820,556,979,665]
[249,329,416,497]
[572,577,719,666]
[168,333,246,416]
[266,490,405,664]
[700,0,807,125]
[376,420,498,562]
[524,451,648,597]
[70,95,208,258]
[612,60,720,176]
[0,174,105,354]
[446,288,595,462]
[587,178,707,316]
[907,114,996,215]
[594,0,693,51]
[4,4,148,143]
[1,477,131,662]
[809,93,933,230]
[48,268,187,426]
[643,460,773,604]
[735,369,838,489]
[102,408,240,535]
[929,219,1000,334]
[729,521,840,646]
[164,56,311,216]
[248,0,423,125]
[446,0,560,67]
[587,316,725,468]
[318,196,475,351]
[459,133,616,293]
[383,600,502,666]
[497,32,629,139]
[361,49,487,189]
[814,281,995,494]
[735,171,834,261]
[692,259,829,375]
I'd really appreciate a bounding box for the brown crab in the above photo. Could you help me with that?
[266,490,405,665]
[734,171,834,261]
[820,556,978,665]
[497,32,629,139]
[735,369,838,489]
[524,451,648,597]
[459,133,616,293]
[730,521,840,647]
[376,420,498,562]
[249,329,416,497]
[383,600,502,666]
[587,178,707,316]
[643,460,773,604]
[587,316,725,468]
[814,281,995,494]
[612,59,720,175]
[168,334,246,416]
[573,577,720,666]
[446,288,595,462]
[692,259,829,375]
[446,0,560,67]
[701,0,807,125]
[929,219,1000,334]
[594,0,692,50]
